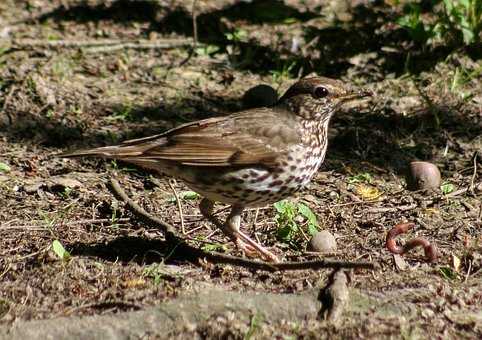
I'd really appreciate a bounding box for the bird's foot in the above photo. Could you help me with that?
[234,230,279,263]
[199,198,279,262]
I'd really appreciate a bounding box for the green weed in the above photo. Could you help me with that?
[441,182,455,194]
[274,200,319,246]
[347,172,373,184]
[0,162,11,173]
[398,0,482,47]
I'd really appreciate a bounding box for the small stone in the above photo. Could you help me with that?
[48,176,82,192]
[308,230,337,252]
[406,161,441,191]
[393,254,408,271]
[23,182,44,194]
[242,84,278,109]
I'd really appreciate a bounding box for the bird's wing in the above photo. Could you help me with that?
[63,108,301,168]
[138,108,301,167]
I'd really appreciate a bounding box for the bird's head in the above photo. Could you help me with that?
[277,77,372,121]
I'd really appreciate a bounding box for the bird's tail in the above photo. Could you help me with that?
[60,144,149,159]
[60,133,167,159]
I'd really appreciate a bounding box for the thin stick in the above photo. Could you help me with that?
[177,0,199,67]
[469,152,478,195]
[168,179,186,234]
[107,179,375,272]
[6,38,196,53]
[192,0,198,51]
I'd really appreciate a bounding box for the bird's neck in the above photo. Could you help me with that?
[300,118,330,153]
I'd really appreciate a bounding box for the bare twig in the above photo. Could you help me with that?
[107,179,375,272]
[192,0,198,51]
[5,38,196,53]
[470,152,478,195]
[168,179,186,234]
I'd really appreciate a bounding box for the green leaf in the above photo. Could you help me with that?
[181,191,199,200]
[441,182,455,194]
[273,200,288,213]
[201,243,227,252]
[347,173,373,184]
[0,162,10,173]
[51,240,70,261]
[276,223,298,242]
[307,224,318,236]
[168,191,200,202]
[297,203,318,227]
[461,26,475,44]
[439,266,458,280]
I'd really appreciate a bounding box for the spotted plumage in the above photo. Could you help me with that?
[62,76,371,262]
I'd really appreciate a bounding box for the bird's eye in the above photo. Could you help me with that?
[313,86,329,99]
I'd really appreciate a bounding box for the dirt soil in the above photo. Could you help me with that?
[0,0,481,338]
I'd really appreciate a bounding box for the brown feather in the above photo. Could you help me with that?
[62,107,302,168]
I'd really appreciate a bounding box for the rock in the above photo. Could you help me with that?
[242,84,278,109]
[23,182,45,194]
[48,176,83,192]
[406,161,441,191]
[308,230,337,252]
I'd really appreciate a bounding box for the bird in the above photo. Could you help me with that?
[62,77,371,262]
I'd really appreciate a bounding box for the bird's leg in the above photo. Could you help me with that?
[225,205,279,262]
[199,198,239,240]
[199,198,279,262]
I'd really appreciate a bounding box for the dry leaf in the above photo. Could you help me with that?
[451,255,461,272]
[355,184,382,201]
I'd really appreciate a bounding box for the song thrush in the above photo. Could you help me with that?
[62,77,371,262]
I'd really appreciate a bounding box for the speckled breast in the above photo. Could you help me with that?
[183,144,326,207]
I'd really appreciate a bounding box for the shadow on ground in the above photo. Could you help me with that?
[69,236,171,265]
[31,0,481,77]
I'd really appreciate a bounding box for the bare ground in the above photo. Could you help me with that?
[0,0,481,338]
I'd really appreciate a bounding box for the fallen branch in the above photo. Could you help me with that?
[107,179,375,272]
[5,38,197,53]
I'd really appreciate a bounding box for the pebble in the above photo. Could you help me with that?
[406,161,441,191]
[308,230,337,252]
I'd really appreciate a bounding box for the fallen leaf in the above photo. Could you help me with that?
[355,184,382,201]
[452,255,461,272]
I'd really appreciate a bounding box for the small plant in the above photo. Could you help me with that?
[201,242,228,252]
[142,263,183,285]
[225,28,248,43]
[195,44,220,57]
[0,162,10,173]
[441,182,455,194]
[168,191,199,203]
[244,313,264,340]
[397,3,437,44]
[439,266,459,280]
[274,200,319,246]
[142,264,165,285]
[346,172,373,184]
[270,60,297,84]
[109,102,134,121]
[397,0,482,47]
[443,0,482,45]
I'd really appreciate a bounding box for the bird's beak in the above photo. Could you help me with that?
[340,89,373,102]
